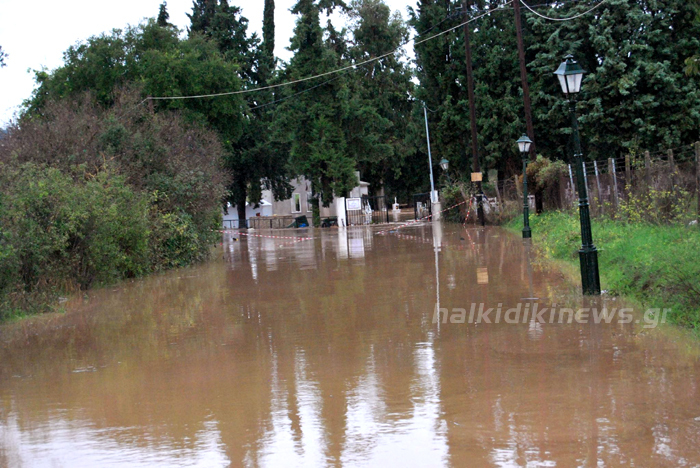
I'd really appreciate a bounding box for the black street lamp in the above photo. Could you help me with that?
[554,55,601,295]
[517,135,533,239]
[439,158,453,185]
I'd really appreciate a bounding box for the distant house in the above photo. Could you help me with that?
[224,172,378,228]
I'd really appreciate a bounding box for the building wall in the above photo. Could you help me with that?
[228,173,375,228]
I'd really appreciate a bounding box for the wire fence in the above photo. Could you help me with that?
[485,142,700,225]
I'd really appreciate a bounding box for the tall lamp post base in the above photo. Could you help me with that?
[522,227,531,239]
[579,247,601,295]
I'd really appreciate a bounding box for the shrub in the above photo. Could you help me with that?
[0,163,151,319]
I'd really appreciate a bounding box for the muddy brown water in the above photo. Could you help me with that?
[1,224,699,467]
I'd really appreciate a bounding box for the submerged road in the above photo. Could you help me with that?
[1,223,699,467]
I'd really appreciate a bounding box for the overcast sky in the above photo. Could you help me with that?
[0,0,416,126]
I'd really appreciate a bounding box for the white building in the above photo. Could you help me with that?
[224,172,375,228]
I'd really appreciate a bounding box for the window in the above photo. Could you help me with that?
[306,192,314,212]
[292,193,301,213]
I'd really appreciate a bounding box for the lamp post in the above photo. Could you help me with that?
[439,158,452,183]
[554,55,600,295]
[517,135,532,239]
[439,158,449,172]
[423,104,438,204]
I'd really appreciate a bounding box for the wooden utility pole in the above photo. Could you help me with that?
[462,0,484,226]
[513,0,536,159]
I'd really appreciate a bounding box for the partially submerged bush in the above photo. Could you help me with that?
[0,164,150,319]
[0,90,228,319]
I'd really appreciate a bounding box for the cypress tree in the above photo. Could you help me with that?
[262,0,275,59]
[277,0,352,222]
[187,0,217,35]
[157,2,170,27]
[345,0,415,199]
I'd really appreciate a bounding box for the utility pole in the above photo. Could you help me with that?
[513,0,536,160]
[462,0,485,226]
[423,103,443,220]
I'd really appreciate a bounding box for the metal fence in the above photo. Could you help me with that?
[347,196,390,225]
[248,217,297,230]
[223,219,243,229]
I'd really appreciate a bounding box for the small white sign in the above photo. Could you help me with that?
[346,198,362,211]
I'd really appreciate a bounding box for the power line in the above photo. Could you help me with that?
[520,0,609,21]
[146,2,515,102]
[247,75,344,111]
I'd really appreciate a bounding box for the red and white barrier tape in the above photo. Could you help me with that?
[377,199,469,235]
[238,232,314,242]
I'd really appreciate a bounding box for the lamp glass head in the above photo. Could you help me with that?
[516,134,532,154]
[439,158,449,171]
[554,54,585,95]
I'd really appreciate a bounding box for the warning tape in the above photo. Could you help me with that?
[215,198,474,246]
[376,199,469,235]
[238,232,314,242]
[462,197,475,230]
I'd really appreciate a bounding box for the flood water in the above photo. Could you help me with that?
[1,223,700,467]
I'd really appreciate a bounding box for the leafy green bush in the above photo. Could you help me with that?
[0,163,151,319]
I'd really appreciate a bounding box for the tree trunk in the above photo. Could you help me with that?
[236,189,247,229]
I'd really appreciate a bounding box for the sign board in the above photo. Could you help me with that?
[471,172,483,182]
[346,198,362,211]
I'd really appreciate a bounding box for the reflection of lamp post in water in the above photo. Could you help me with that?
[433,218,443,331]
[523,238,543,340]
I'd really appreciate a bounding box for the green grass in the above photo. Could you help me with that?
[509,211,700,331]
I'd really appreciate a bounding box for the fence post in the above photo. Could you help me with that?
[645,150,652,187]
[668,149,675,197]
[594,160,603,216]
[696,141,700,221]
[568,164,575,205]
[625,154,632,190]
[610,158,619,213]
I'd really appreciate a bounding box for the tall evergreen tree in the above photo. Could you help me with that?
[528,0,700,159]
[259,0,276,83]
[276,0,353,222]
[0,46,6,67]
[157,2,170,27]
[187,0,217,35]
[345,0,416,199]
[262,0,275,59]
[410,0,700,182]
[184,1,291,225]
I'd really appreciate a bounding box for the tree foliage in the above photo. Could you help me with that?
[273,0,355,213]
[410,0,700,184]
[157,2,171,27]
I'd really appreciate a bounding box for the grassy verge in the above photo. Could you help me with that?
[508,211,700,331]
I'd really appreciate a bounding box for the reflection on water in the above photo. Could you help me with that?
[1,224,700,467]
